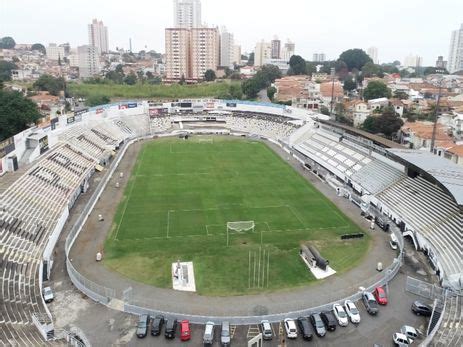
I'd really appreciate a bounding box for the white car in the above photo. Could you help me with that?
[284,318,297,339]
[43,286,54,303]
[400,325,418,341]
[332,303,349,326]
[393,332,411,346]
[344,300,361,324]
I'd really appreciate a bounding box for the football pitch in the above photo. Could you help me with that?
[104,136,369,296]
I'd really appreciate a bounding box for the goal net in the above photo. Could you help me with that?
[227,221,255,233]
[226,221,255,246]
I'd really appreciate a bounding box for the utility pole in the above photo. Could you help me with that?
[430,70,445,153]
[329,67,335,120]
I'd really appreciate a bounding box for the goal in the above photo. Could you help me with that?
[226,221,255,246]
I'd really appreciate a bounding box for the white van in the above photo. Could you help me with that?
[203,321,215,346]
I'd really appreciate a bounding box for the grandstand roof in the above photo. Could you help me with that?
[387,148,463,205]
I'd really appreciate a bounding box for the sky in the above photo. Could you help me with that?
[1,0,462,65]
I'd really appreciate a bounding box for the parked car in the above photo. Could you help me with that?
[389,233,398,250]
[164,319,177,339]
[151,315,165,336]
[136,314,150,338]
[297,317,313,340]
[400,325,418,341]
[320,311,337,331]
[344,300,361,324]
[260,320,273,340]
[203,321,215,346]
[310,313,326,337]
[43,287,54,303]
[373,286,388,305]
[220,321,231,346]
[393,332,411,346]
[332,304,349,326]
[411,301,433,316]
[180,320,191,341]
[362,291,379,315]
[284,318,297,339]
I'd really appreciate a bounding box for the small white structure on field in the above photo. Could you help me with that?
[172,261,196,292]
[300,244,336,280]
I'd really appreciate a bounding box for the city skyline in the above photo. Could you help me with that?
[1,0,462,64]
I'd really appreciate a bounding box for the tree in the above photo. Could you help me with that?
[343,78,357,92]
[0,36,16,49]
[105,70,124,84]
[31,43,46,55]
[320,106,330,116]
[362,108,404,138]
[363,80,391,100]
[288,55,307,75]
[146,71,154,79]
[33,74,65,96]
[339,49,372,71]
[85,94,110,107]
[362,62,384,77]
[0,89,40,141]
[306,62,317,75]
[267,86,277,101]
[424,66,449,75]
[229,84,243,99]
[242,78,261,99]
[393,90,408,100]
[124,72,137,85]
[0,61,17,82]
[230,72,241,80]
[204,69,216,82]
[257,64,282,85]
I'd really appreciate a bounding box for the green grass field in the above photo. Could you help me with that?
[104,137,369,296]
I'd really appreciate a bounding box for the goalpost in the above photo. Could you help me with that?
[226,221,256,246]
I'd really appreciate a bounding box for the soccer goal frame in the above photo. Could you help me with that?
[226,221,258,246]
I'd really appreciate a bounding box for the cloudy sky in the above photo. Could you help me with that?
[1,0,462,65]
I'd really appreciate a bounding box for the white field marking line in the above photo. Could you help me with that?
[114,146,146,241]
[166,210,174,239]
[286,204,306,228]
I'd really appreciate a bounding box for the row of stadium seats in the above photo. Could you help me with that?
[351,160,405,194]
[377,176,463,278]
[0,115,154,344]
[225,113,297,140]
[433,294,463,346]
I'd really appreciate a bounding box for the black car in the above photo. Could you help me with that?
[151,315,165,336]
[310,313,326,337]
[164,319,177,339]
[297,317,313,340]
[136,314,150,338]
[411,301,433,316]
[320,311,337,331]
[362,291,379,315]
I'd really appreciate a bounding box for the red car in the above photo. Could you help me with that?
[373,286,388,305]
[180,320,191,341]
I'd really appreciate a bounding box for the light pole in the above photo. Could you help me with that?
[430,70,446,153]
[329,67,336,120]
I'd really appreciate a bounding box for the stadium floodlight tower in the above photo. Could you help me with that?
[226,221,256,246]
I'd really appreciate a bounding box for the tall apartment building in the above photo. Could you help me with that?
[190,27,219,80]
[313,53,326,62]
[435,56,448,69]
[173,0,202,28]
[165,28,191,80]
[367,47,379,64]
[233,45,241,65]
[448,23,463,73]
[165,27,218,81]
[404,54,423,68]
[46,43,65,61]
[88,19,109,54]
[282,40,295,60]
[271,37,281,59]
[254,41,272,67]
[220,27,234,68]
[78,45,101,78]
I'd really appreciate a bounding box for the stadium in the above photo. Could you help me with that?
[0,99,461,345]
